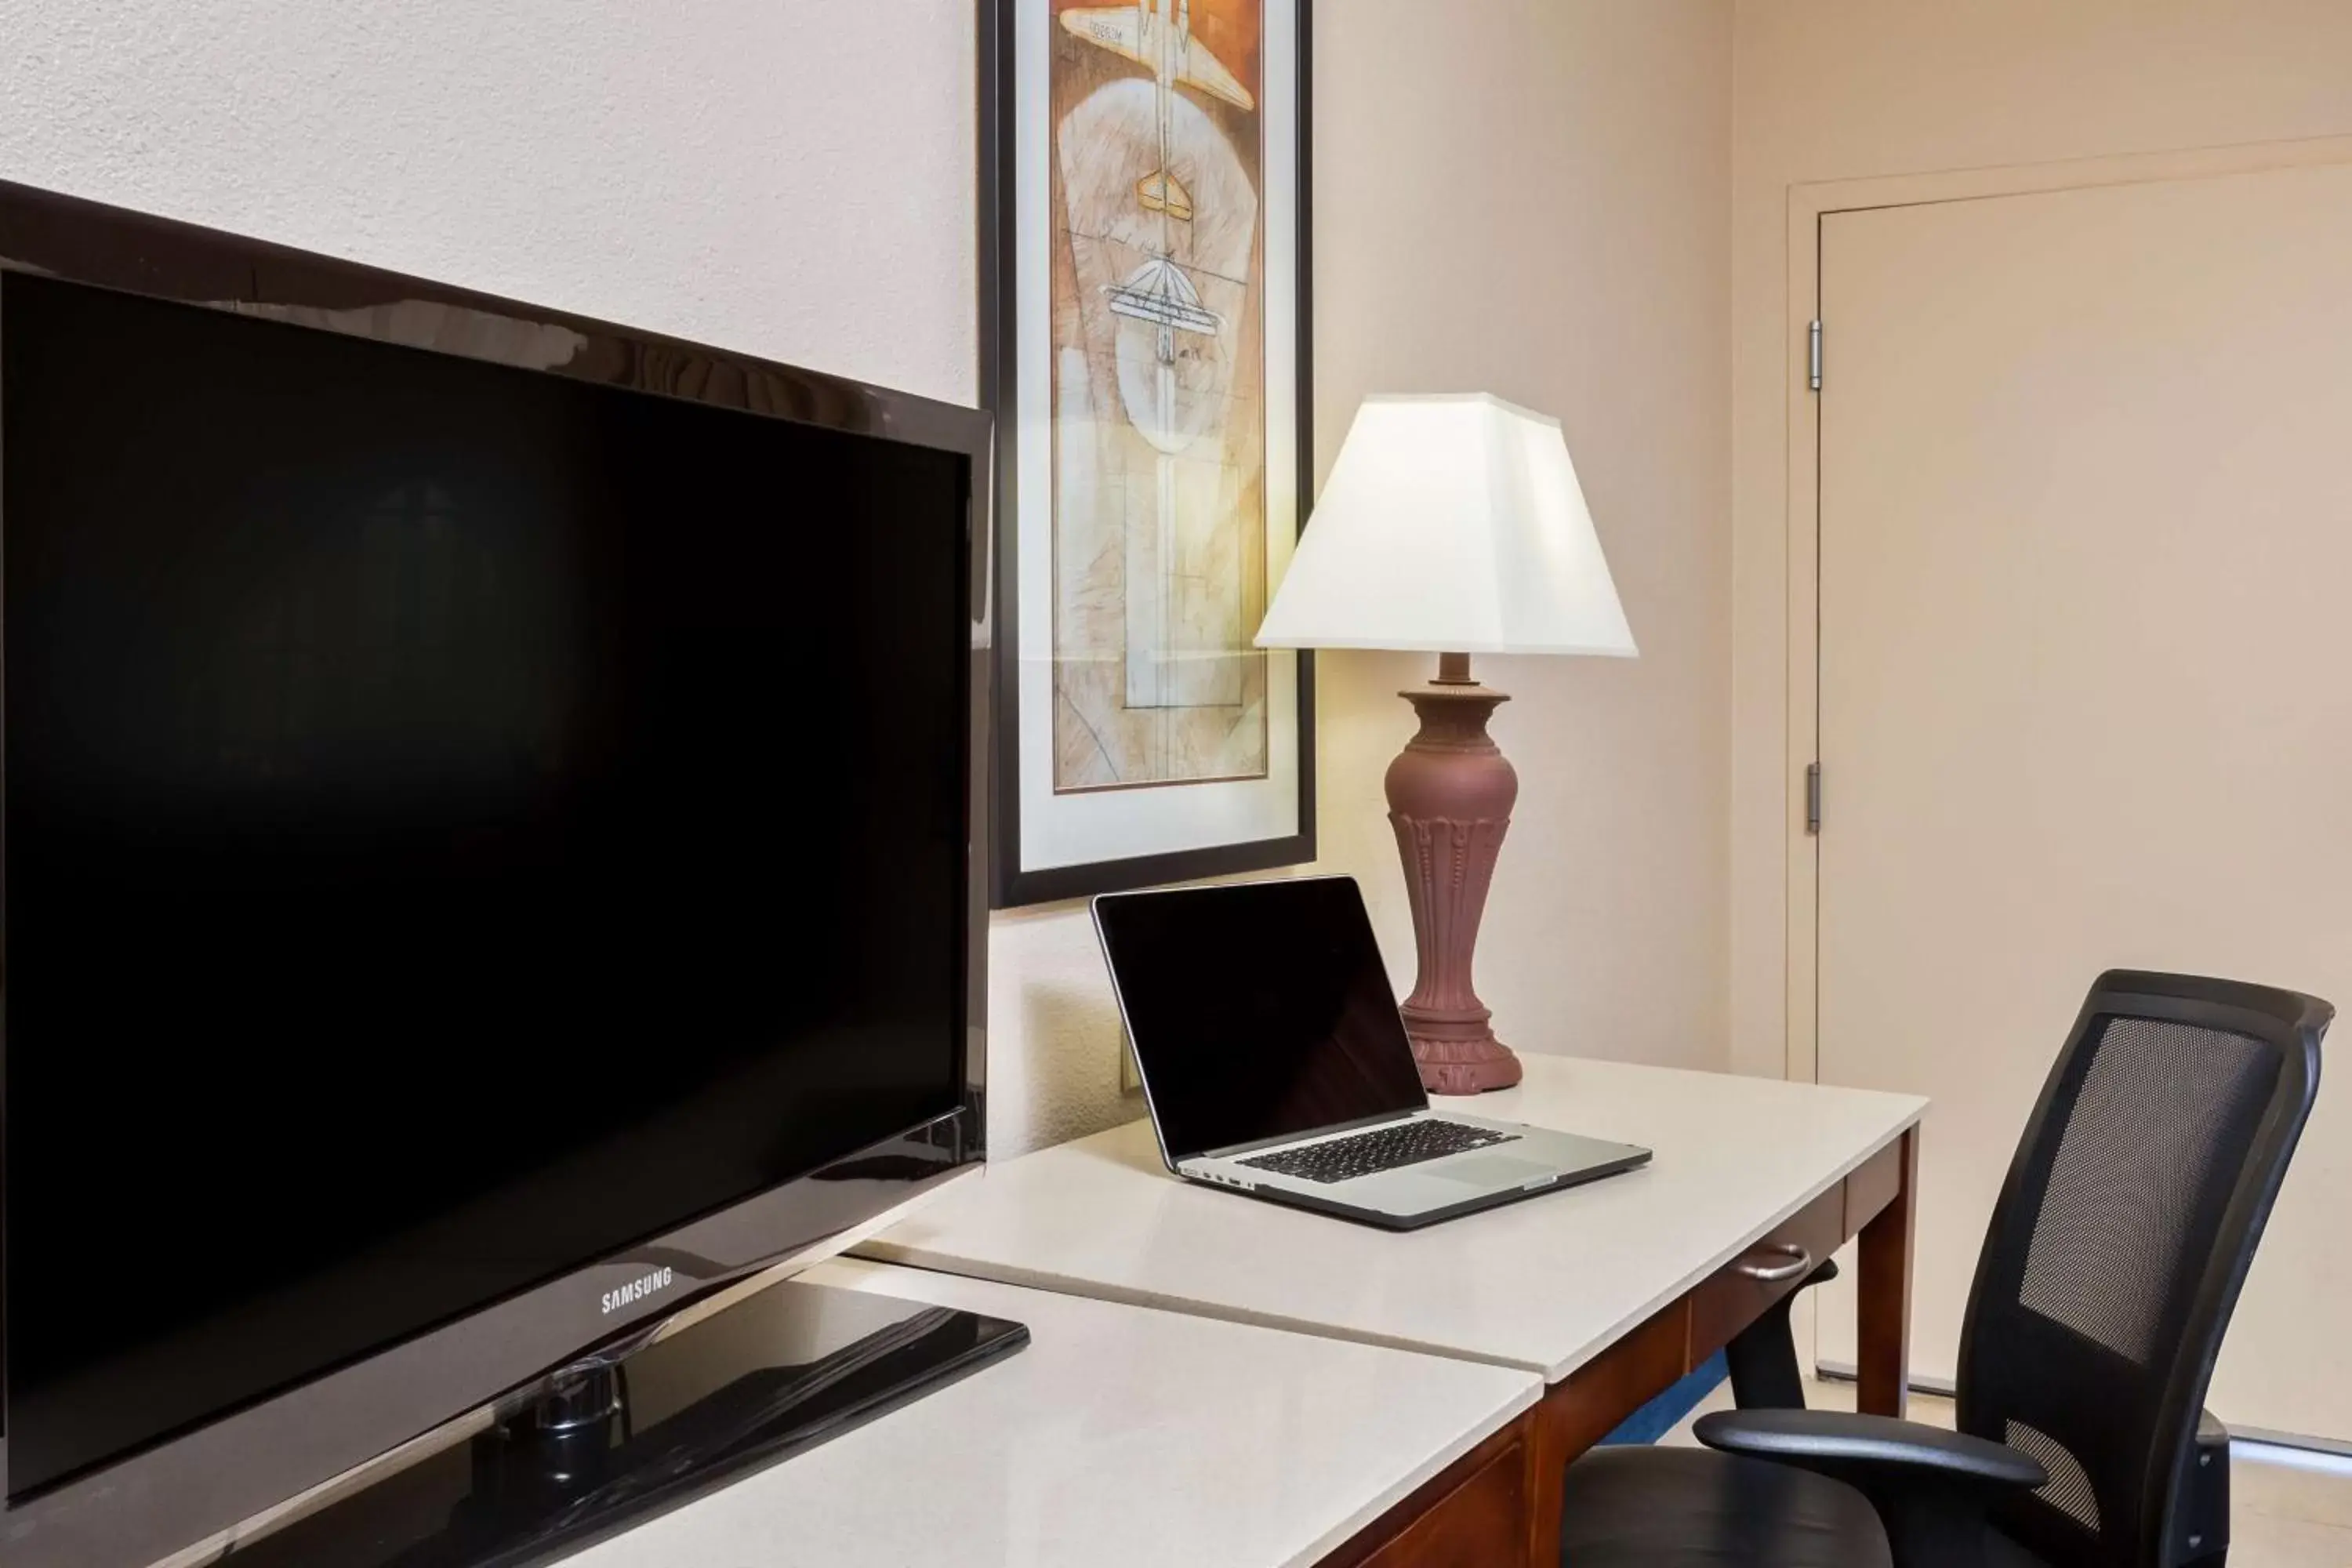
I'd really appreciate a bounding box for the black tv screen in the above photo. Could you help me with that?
[1,272,971,1498]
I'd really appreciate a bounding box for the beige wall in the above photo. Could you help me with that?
[0,0,1737,1163]
[1314,0,1732,1076]
[1002,0,1737,1151]
[28,0,2352,1164]
[998,2,1737,1151]
[1729,0,2352,1077]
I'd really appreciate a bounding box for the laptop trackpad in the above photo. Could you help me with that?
[1428,1154,1559,1187]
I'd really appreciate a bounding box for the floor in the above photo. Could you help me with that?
[1666,1379,2352,1566]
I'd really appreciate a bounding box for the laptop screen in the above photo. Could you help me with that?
[1094,877,1430,1161]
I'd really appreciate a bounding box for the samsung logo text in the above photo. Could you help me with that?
[601,1267,676,1315]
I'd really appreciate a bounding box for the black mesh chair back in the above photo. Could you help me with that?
[1954,971,2326,1567]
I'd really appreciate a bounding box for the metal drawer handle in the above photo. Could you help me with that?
[1733,1243,1813,1283]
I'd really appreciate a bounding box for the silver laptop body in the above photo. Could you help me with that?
[1092,877,1649,1230]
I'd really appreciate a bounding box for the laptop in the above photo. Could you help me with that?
[1093,876,1650,1229]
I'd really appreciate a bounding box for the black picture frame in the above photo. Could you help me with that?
[982,0,1317,909]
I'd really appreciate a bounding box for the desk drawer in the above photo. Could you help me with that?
[1687,1183,1846,1359]
[1351,1436,1526,1568]
[1322,1417,1530,1568]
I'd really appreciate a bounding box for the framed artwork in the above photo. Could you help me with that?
[983,0,1316,907]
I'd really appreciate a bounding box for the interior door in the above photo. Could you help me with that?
[1811,158,2352,1439]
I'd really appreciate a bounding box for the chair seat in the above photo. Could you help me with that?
[1559,1445,1889,1568]
[1560,1446,2061,1568]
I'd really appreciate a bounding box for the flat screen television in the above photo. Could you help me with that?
[0,183,991,1568]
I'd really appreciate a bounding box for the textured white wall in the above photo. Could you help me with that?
[982,904,1134,1157]
[0,0,975,404]
[0,0,1134,1159]
[0,0,1735,1165]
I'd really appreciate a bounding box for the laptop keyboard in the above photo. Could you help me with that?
[1237,1120,1521,1185]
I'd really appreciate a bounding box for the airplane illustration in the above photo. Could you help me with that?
[1061,0,1254,223]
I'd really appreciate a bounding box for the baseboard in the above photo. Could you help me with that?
[1811,1359,1956,1399]
[2230,1429,2352,1475]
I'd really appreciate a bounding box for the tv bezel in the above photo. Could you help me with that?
[0,179,993,1568]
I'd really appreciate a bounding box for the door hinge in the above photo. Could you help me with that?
[1805,762,1823,835]
[1808,319,1823,392]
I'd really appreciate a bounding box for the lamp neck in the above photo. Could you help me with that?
[1399,651,1510,752]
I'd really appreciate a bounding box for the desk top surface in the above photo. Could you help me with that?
[862,1056,1927,1383]
[564,1258,1540,1568]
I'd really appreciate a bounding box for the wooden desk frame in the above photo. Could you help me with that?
[1321,1129,1916,1567]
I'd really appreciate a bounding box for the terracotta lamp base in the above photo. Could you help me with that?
[1388,652,1522,1095]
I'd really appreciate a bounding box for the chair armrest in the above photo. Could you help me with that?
[1697,1409,2048,1486]
[1696,1410,2047,1568]
[1724,1257,1839,1410]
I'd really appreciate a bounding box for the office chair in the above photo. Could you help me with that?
[1559,970,2327,1568]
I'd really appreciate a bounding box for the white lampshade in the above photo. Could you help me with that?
[1255,393,1636,657]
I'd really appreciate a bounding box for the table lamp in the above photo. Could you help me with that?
[1257,394,1636,1094]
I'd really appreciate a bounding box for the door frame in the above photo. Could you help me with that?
[1780,133,2352,1086]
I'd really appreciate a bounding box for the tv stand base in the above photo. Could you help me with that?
[223,1276,1028,1567]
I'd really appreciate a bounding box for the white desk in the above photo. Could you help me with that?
[564,1258,1541,1568]
[864,1057,1923,1381]
[861,1055,1927,1562]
